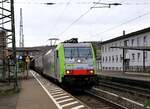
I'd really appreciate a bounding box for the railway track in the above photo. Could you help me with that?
[88,87,149,109]
[98,80,150,103]
[40,71,127,109]
[99,80,150,95]
[33,70,150,109]
[73,90,125,109]
[90,79,150,109]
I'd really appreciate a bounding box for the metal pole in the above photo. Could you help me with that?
[19,8,24,47]
[1,0,4,80]
[11,0,18,89]
[123,48,125,73]
[143,50,145,72]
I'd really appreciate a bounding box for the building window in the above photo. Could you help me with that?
[103,57,105,62]
[131,39,134,46]
[143,36,147,45]
[116,67,118,70]
[106,56,108,62]
[116,55,118,62]
[109,56,111,62]
[137,37,140,46]
[112,56,114,62]
[132,53,135,61]
[108,46,110,52]
[119,41,122,46]
[102,46,104,52]
[144,51,148,61]
[137,53,140,62]
[111,44,114,51]
[124,40,129,46]
[120,54,122,62]
[105,46,107,52]
[115,43,117,50]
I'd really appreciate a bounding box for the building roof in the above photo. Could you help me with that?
[111,46,150,51]
[101,27,150,44]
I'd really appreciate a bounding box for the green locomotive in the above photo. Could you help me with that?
[34,41,97,89]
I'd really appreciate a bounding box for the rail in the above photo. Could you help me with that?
[86,87,149,109]
[85,89,127,109]
[98,80,150,98]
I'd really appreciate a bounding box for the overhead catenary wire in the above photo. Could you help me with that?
[11,0,150,41]
[55,0,150,39]
[57,9,92,36]
[122,2,150,5]
[5,1,94,5]
[56,0,102,36]
[91,0,150,36]
[94,11,150,36]
[9,1,150,5]
[52,0,72,34]
[5,1,56,5]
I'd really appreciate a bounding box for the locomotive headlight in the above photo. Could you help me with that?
[77,59,81,63]
[66,70,70,74]
[90,70,94,74]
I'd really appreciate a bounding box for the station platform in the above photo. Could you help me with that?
[16,71,58,109]
[16,70,89,109]
[98,71,150,82]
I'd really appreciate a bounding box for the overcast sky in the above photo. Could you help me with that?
[14,0,150,47]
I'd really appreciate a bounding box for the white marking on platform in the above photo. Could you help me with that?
[50,89,63,93]
[35,73,40,76]
[49,88,61,91]
[55,96,70,100]
[71,105,85,109]
[31,71,62,109]
[61,101,78,108]
[51,91,64,95]
[53,93,67,97]
[57,98,74,103]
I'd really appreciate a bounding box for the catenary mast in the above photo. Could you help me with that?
[19,8,24,47]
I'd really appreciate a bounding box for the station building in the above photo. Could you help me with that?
[101,27,150,72]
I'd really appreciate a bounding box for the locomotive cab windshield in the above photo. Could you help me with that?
[64,47,92,59]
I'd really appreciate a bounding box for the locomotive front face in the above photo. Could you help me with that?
[63,43,95,75]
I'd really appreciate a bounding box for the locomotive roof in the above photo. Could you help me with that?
[55,42,92,50]
[63,43,91,47]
